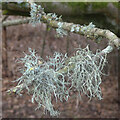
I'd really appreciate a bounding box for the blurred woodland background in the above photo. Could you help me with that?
[1,2,120,118]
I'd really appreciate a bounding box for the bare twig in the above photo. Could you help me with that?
[41,25,48,57]
[7,84,25,94]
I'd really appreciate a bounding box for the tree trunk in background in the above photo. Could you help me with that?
[2,27,8,77]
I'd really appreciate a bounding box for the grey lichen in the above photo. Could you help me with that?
[14,45,107,116]
[29,3,67,37]
[56,22,68,37]
[29,3,45,25]
[15,48,69,116]
[47,13,62,21]
[80,22,96,38]
[68,46,107,100]
[29,3,98,39]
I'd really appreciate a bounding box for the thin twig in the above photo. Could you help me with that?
[41,25,48,57]
[2,26,8,77]
[2,15,9,22]
[66,33,70,56]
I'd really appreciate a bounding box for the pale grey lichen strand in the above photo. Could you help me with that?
[29,3,45,25]
[68,46,107,100]
[14,46,107,116]
[56,22,68,37]
[15,48,70,116]
[47,13,62,21]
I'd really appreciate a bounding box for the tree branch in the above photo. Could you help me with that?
[2,18,30,27]
[2,15,120,48]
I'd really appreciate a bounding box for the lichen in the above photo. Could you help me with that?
[29,3,45,25]
[14,45,107,116]
[56,22,68,37]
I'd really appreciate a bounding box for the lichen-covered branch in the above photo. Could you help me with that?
[4,3,120,96]
[2,18,30,27]
[2,15,120,48]
[2,3,120,48]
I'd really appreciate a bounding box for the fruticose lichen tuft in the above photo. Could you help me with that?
[14,46,107,116]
